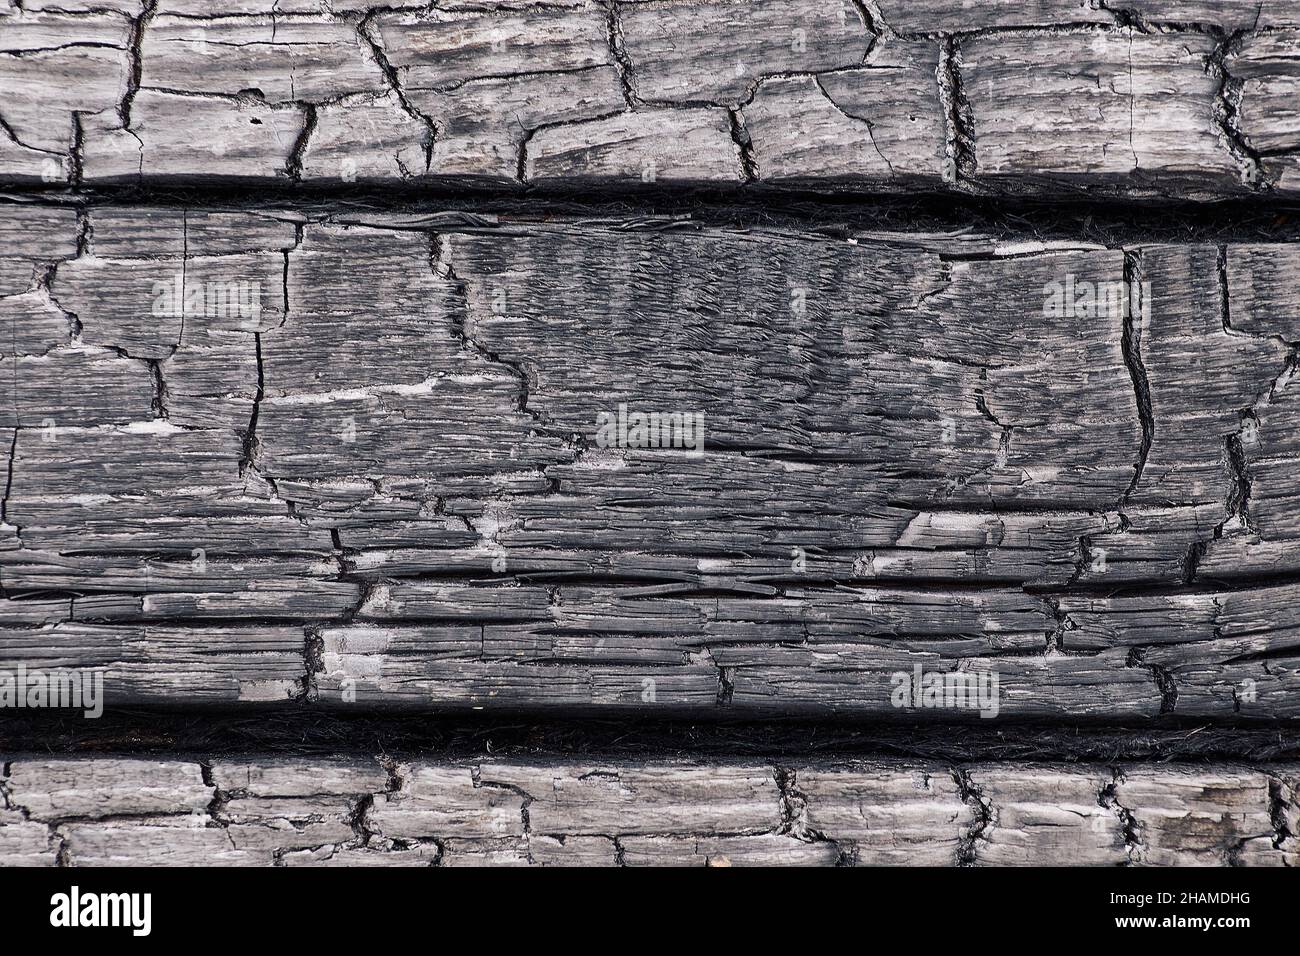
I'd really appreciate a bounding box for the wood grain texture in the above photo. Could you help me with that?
[1,0,1296,874]
[0,755,1294,865]
[2,1,1297,195]
[0,203,1297,720]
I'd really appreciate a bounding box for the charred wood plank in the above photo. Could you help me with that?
[2,2,1298,196]
[0,754,1294,866]
[0,204,1297,720]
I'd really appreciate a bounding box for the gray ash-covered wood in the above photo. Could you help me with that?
[1,202,1298,720]
[0,754,1294,866]
[3,1,1299,196]
[959,31,1240,189]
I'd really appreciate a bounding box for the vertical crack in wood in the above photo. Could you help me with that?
[1207,27,1268,189]
[348,792,375,845]
[849,0,884,59]
[727,107,758,182]
[69,114,85,188]
[1126,646,1178,714]
[119,0,158,132]
[198,760,241,854]
[773,764,834,851]
[1,429,18,554]
[812,74,892,179]
[603,0,638,107]
[378,755,404,797]
[1216,244,1256,544]
[474,767,536,862]
[239,332,265,475]
[146,357,169,420]
[1222,431,1256,533]
[937,37,973,184]
[283,104,318,182]
[1098,769,1143,865]
[2,764,68,865]
[303,624,324,702]
[1044,596,1069,652]
[951,767,991,866]
[1149,662,1179,713]
[1216,242,1298,546]
[437,234,577,453]
[773,765,801,833]
[1266,774,1295,851]
[1120,248,1154,504]
[53,829,72,867]
[331,525,378,626]
[358,10,437,174]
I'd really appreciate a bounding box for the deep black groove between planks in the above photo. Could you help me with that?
[4,186,1300,245]
[2,711,1298,762]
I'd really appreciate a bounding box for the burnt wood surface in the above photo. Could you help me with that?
[0,754,1296,866]
[1,204,1298,720]
[3,0,1300,196]
[2,1,1300,869]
